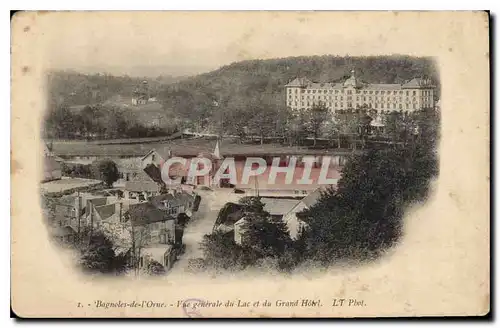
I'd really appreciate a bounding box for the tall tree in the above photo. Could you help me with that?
[239,197,292,259]
[308,102,329,146]
[79,229,128,275]
[91,159,120,187]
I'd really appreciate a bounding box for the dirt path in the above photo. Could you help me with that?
[169,189,243,274]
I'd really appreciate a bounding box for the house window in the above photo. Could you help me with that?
[160,232,167,244]
[152,154,156,161]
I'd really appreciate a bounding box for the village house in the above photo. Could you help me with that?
[124,180,161,202]
[212,196,312,244]
[233,197,309,245]
[126,202,180,271]
[149,189,198,218]
[139,140,350,197]
[282,187,328,240]
[99,188,197,272]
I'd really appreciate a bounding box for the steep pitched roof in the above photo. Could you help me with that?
[94,204,116,220]
[124,181,160,193]
[364,83,402,90]
[261,198,300,216]
[127,202,175,226]
[301,187,327,207]
[285,77,312,88]
[401,78,433,89]
[150,191,195,209]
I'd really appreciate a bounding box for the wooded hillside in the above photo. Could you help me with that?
[157,55,439,132]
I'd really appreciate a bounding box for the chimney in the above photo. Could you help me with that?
[115,202,123,218]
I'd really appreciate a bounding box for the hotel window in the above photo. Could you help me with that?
[363,96,366,101]
[313,90,316,93]
[340,96,343,100]
[375,91,379,94]
[375,103,378,108]
[400,91,403,95]
[381,91,385,94]
[356,96,359,100]
[335,103,338,107]
[406,104,409,109]
[324,90,327,93]
[413,90,416,96]
[381,103,384,109]
[399,104,403,109]
[329,90,333,93]
[369,96,372,101]
[307,90,311,93]
[363,91,367,94]
[335,90,339,94]
[348,102,352,108]
[413,103,417,109]
[369,91,373,94]
[301,89,305,93]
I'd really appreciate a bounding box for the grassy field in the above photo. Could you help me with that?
[50,136,359,158]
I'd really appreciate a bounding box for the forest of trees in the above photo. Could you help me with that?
[43,104,178,139]
[199,106,440,272]
[47,70,181,108]
[45,56,438,145]
[157,55,439,137]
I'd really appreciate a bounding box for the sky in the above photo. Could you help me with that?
[24,11,459,77]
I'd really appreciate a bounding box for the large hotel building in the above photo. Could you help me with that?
[285,70,435,113]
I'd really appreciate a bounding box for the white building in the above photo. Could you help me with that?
[285,70,435,113]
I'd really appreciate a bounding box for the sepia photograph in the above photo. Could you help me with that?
[11,11,489,318]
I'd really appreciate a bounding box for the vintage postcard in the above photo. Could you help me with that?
[11,11,490,318]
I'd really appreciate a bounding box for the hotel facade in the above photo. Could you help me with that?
[285,70,435,113]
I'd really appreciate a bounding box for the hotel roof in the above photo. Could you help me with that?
[285,73,434,90]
